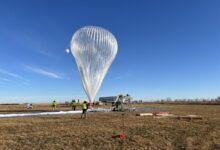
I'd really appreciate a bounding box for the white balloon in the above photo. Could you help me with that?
[65,48,70,53]
[71,26,118,102]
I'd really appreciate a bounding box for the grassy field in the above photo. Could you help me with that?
[0,104,219,150]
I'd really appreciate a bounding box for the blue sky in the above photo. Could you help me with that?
[0,0,220,103]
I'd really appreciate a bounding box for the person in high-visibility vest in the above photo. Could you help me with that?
[52,100,57,111]
[71,100,76,111]
[81,101,87,119]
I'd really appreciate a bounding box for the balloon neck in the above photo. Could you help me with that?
[88,102,93,109]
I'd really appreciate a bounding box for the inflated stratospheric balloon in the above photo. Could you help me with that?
[71,26,118,102]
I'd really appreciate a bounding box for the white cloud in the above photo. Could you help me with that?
[2,28,59,59]
[0,69,23,79]
[25,65,62,79]
[0,77,12,82]
[0,69,29,85]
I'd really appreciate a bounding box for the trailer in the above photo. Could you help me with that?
[99,94,135,111]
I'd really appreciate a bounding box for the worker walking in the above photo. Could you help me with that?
[52,100,57,111]
[71,100,76,111]
[81,101,87,119]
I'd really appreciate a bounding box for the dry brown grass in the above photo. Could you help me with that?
[0,104,219,150]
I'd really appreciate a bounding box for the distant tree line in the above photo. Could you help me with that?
[154,96,220,105]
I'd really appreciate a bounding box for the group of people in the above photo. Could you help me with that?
[51,100,89,119]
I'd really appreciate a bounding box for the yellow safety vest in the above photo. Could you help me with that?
[82,103,87,109]
[52,102,56,106]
